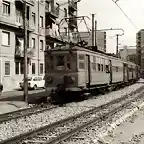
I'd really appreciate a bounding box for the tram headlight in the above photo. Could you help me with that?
[64,76,75,84]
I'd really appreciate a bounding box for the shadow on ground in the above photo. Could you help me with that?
[0,90,50,104]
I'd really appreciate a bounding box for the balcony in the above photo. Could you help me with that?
[46,6,59,18]
[15,46,35,58]
[15,9,34,31]
[45,28,61,40]
[69,0,77,11]
[15,0,35,6]
[27,0,35,6]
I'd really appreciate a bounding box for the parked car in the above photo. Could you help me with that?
[19,76,45,90]
[0,83,3,95]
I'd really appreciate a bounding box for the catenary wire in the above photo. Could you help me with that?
[112,0,138,30]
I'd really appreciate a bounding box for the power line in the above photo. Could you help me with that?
[112,0,138,30]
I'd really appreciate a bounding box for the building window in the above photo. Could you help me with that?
[32,38,35,49]
[2,31,10,46]
[16,9,22,24]
[40,16,43,27]
[40,63,43,74]
[32,12,35,25]
[32,63,35,74]
[5,61,10,75]
[64,8,67,17]
[40,40,43,51]
[15,62,19,74]
[2,1,10,16]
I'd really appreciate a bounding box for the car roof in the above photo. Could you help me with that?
[28,75,44,78]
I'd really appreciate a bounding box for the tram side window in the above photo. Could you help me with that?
[97,63,100,71]
[79,54,85,60]
[79,62,85,69]
[66,55,71,70]
[79,54,85,69]
[116,67,118,72]
[92,63,96,71]
[101,64,103,71]
[105,65,109,72]
[92,56,96,71]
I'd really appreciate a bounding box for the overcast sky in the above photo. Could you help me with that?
[77,0,144,53]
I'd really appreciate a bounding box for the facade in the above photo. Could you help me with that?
[0,0,78,91]
[79,31,107,52]
[119,46,136,64]
[0,0,45,91]
[136,29,144,70]
[45,0,78,49]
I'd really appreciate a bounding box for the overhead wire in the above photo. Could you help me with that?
[112,0,138,30]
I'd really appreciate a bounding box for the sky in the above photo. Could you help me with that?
[77,0,144,53]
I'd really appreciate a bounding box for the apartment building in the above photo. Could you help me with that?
[0,0,45,91]
[119,46,136,64]
[45,0,78,49]
[79,31,107,52]
[0,0,78,91]
[136,29,144,71]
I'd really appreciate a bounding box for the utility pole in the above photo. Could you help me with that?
[38,0,40,75]
[23,0,28,102]
[116,34,119,56]
[95,20,97,47]
[92,14,95,46]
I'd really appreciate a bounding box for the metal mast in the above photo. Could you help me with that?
[23,0,28,102]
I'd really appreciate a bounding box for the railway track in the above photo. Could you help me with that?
[0,103,58,124]
[1,86,144,144]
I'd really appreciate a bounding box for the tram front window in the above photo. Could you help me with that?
[56,56,65,70]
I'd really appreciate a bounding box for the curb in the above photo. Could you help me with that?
[93,101,144,143]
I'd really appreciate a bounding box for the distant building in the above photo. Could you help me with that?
[119,46,136,64]
[136,29,144,70]
[79,31,106,52]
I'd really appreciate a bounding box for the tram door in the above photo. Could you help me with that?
[85,55,91,88]
[0,59,2,83]
[123,63,128,82]
[109,60,112,84]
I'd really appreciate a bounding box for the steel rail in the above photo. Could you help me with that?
[1,85,143,144]
[47,93,144,144]
[0,104,58,124]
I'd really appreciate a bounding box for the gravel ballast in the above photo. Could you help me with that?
[0,82,143,141]
[63,91,144,144]
[0,106,91,141]
[68,83,144,108]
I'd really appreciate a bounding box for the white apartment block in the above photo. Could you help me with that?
[0,0,78,91]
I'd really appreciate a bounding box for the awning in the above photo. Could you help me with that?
[49,17,59,25]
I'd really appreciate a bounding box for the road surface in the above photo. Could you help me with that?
[0,89,50,104]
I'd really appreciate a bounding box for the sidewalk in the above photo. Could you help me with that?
[0,101,28,114]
